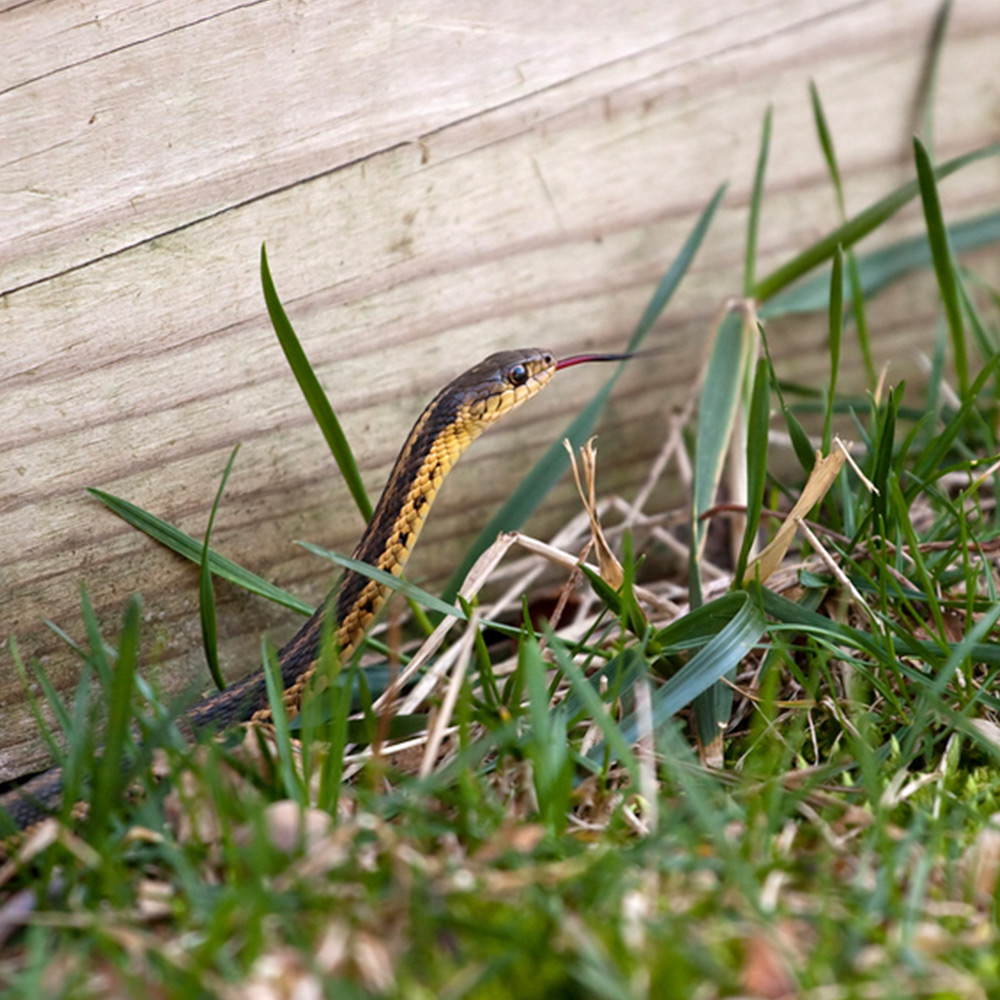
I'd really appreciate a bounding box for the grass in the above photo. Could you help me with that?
[4,79,1000,999]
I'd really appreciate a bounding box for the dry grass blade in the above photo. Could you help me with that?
[418,609,479,777]
[746,440,850,583]
[565,437,624,590]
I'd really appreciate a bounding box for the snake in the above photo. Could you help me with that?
[1,347,628,835]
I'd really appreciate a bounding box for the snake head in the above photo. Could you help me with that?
[456,348,558,427]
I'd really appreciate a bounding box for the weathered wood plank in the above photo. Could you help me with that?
[2,0,998,779]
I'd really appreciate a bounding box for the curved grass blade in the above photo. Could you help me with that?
[753,139,1000,303]
[442,182,728,602]
[260,243,373,522]
[88,487,313,615]
[908,0,952,148]
[810,79,874,387]
[743,106,772,297]
[199,445,240,691]
[913,136,968,396]
[810,81,845,214]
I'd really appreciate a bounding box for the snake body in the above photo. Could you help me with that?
[1,348,562,832]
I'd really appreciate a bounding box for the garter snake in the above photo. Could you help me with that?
[0,346,624,834]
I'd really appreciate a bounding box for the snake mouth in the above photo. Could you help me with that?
[555,352,633,370]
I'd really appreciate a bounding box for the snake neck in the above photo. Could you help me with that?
[271,396,484,715]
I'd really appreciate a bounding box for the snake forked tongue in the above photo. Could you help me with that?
[555,352,634,370]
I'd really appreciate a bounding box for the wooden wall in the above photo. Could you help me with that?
[2,0,998,779]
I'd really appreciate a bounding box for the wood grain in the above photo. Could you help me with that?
[2,0,998,779]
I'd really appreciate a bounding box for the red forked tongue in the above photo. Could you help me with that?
[555,352,634,370]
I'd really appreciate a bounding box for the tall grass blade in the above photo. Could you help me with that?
[913,136,968,396]
[299,544,468,621]
[809,81,875,383]
[758,325,815,473]
[261,638,305,805]
[810,81,845,214]
[909,0,952,148]
[260,244,373,521]
[734,358,771,584]
[690,310,753,599]
[692,308,755,743]
[89,595,142,837]
[199,445,240,691]
[521,627,571,829]
[744,106,772,297]
[823,246,844,451]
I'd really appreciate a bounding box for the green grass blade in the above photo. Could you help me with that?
[298,543,468,621]
[547,631,639,782]
[810,80,846,215]
[89,595,141,837]
[909,0,952,148]
[260,243,373,522]
[911,350,1000,489]
[692,392,758,754]
[62,663,98,822]
[753,140,1000,302]
[199,445,240,691]
[734,358,772,584]
[442,182,728,601]
[913,136,968,396]
[758,324,815,473]
[88,487,312,615]
[588,592,765,767]
[690,309,753,600]
[79,583,112,686]
[823,246,844,451]
[13,638,69,740]
[845,248,876,386]
[761,207,1000,319]
[744,106,772,296]
[810,80,874,386]
[261,638,305,805]
[521,627,572,829]
[318,658,353,815]
[960,278,999,359]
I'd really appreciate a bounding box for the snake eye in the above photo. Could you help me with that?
[507,363,529,387]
